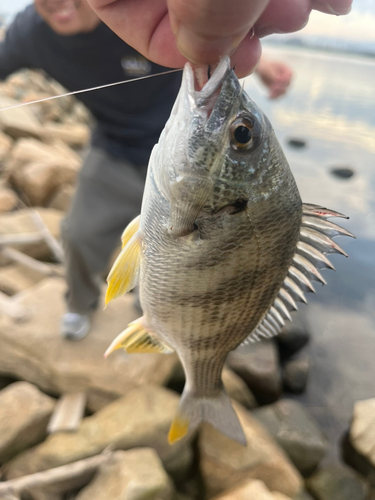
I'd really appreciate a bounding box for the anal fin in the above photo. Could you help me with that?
[104,317,174,357]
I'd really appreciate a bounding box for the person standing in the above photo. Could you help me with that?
[0,0,182,339]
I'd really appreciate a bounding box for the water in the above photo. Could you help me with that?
[244,46,375,462]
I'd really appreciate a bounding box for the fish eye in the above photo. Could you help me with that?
[230,116,261,152]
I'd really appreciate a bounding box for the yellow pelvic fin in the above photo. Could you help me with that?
[105,231,142,306]
[121,215,141,249]
[168,414,190,444]
[104,317,174,358]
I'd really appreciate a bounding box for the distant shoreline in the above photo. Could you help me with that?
[264,38,375,61]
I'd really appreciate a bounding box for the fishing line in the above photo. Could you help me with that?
[0,68,183,112]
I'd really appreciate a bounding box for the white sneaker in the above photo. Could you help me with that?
[60,313,91,341]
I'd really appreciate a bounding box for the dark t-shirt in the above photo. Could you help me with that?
[0,5,181,165]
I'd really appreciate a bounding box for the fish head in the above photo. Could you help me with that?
[151,56,279,237]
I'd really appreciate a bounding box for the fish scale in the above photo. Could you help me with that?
[104,56,353,446]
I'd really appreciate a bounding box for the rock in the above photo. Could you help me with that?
[166,360,185,393]
[175,494,192,500]
[0,208,63,260]
[294,492,315,500]
[5,385,192,482]
[0,187,18,212]
[9,137,81,178]
[282,355,310,394]
[350,399,375,468]
[0,381,55,463]
[330,167,355,179]
[70,101,91,125]
[21,91,66,123]
[342,431,375,489]
[85,388,119,413]
[272,494,293,500]
[252,399,327,476]
[222,367,258,409]
[344,399,375,487]
[0,375,16,390]
[0,96,42,139]
[0,130,13,167]
[9,138,81,205]
[212,479,293,500]
[199,402,302,498]
[306,465,369,500]
[17,160,59,205]
[276,319,310,361]
[0,278,179,409]
[76,449,174,500]
[227,340,281,404]
[48,184,75,212]
[0,263,44,295]
[287,138,307,149]
[42,123,90,149]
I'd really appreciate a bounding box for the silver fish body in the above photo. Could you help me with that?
[105,57,352,445]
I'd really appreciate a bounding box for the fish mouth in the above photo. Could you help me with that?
[184,57,232,115]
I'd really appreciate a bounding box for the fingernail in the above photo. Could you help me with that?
[256,26,285,38]
[176,25,241,64]
[332,4,352,15]
[315,1,352,15]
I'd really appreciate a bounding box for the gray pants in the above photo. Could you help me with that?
[61,147,147,314]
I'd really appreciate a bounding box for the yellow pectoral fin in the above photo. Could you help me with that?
[105,231,142,306]
[168,414,190,444]
[104,317,174,358]
[121,215,141,249]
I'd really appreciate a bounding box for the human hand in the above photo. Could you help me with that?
[87,0,352,78]
[256,59,293,99]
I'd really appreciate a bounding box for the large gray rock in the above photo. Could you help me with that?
[306,465,369,500]
[199,402,302,498]
[227,340,282,404]
[76,449,174,500]
[5,385,192,482]
[252,399,327,476]
[212,479,292,500]
[277,319,310,361]
[0,381,55,463]
[282,355,310,394]
[0,279,179,407]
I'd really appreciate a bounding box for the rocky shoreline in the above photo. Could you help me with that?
[0,69,374,500]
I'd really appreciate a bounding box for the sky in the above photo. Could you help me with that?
[1,0,374,44]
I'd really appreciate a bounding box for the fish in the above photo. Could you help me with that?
[104,56,354,446]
